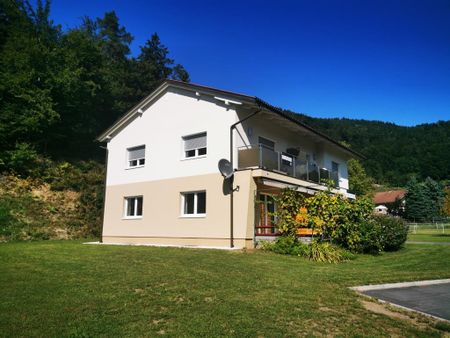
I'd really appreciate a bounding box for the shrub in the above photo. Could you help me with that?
[303,241,346,263]
[260,237,350,263]
[0,143,50,177]
[271,189,305,237]
[358,218,384,254]
[260,236,307,256]
[374,215,408,251]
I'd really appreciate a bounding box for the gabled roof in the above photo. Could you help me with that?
[373,190,406,205]
[96,79,364,159]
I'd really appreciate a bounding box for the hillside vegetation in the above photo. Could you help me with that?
[288,112,450,186]
[0,162,104,242]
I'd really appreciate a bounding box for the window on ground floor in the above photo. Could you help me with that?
[124,196,143,218]
[181,191,206,216]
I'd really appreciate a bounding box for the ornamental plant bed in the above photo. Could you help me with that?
[296,227,320,236]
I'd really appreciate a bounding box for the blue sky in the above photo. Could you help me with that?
[50,0,450,126]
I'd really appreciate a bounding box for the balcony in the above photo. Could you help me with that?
[237,145,339,188]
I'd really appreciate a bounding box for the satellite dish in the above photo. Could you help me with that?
[218,159,234,179]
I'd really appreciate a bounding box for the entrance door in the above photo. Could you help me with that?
[256,194,277,235]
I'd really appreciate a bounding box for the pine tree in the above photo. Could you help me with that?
[405,177,426,221]
[423,177,445,220]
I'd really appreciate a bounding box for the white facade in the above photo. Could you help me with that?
[106,88,237,186]
[99,80,359,248]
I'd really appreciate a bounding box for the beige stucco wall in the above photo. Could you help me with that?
[102,171,256,248]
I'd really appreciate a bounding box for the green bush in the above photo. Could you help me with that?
[260,236,307,256]
[374,215,408,251]
[0,193,49,242]
[303,241,346,263]
[0,143,50,177]
[0,198,19,241]
[260,237,350,263]
[358,218,384,254]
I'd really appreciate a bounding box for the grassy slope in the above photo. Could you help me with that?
[1,241,450,337]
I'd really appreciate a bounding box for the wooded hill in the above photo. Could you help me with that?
[286,112,450,186]
[1,1,449,188]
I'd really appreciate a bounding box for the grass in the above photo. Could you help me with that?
[1,241,450,337]
[408,224,450,243]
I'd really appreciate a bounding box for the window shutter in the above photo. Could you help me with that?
[128,146,145,160]
[184,133,207,151]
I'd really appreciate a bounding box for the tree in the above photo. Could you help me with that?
[0,1,189,166]
[443,187,450,216]
[347,159,374,197]
[423,177,445,219]
[405,177,445,221]
[172,64,190,82]
[0,0,60,157]
[405,177,426,221]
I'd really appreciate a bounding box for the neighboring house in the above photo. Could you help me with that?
[374,205,388,215]
[373,189,406,216]
[97,80,362,249]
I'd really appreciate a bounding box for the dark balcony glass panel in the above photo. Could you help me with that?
[331,171,339,188]
[237,147,260,168]
[260,146,278,171]
[320,168,330,183]
[308,164,319,183]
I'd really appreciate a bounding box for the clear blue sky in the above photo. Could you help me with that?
[49,0,450,126]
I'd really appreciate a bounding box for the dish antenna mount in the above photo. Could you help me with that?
[218,159,239,191]
[218,159,234,179]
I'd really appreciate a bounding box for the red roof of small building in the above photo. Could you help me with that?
[373,190,406,205]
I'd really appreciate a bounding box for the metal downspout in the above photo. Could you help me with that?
[229,107,262,248]
[99,145,109,243]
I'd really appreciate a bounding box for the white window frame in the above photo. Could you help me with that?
[180,191,206,217]
[182,132,207,160]
[126,145,146,169]
[123,196,143,219]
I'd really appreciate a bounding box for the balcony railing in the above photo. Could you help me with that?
[237,145,339,188]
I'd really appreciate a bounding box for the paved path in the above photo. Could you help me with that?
[407,241,450,245]
[363,283,450,321]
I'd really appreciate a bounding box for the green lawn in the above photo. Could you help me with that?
[408,224,450,243]
[1,241,450,337]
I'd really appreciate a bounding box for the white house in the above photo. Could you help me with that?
[97,80,362,249]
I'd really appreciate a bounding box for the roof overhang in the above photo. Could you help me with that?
[95,80,364,159]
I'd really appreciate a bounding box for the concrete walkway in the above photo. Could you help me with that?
[352,280,450,322]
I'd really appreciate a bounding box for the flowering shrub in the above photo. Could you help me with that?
[271,187,406,255]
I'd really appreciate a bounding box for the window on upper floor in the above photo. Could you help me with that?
[181,191,206,217]
[183,132,207,158]
[124,196,143,218]
[331,161,340,187]
[258,136,275,150]
[127,145,145,168]
[332,161,339,174]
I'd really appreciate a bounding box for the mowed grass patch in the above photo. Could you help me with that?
[408,224,450,243]
[1,241,449,337]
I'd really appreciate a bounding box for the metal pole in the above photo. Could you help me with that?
[99,145,109,243]
[229,108,262,248]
